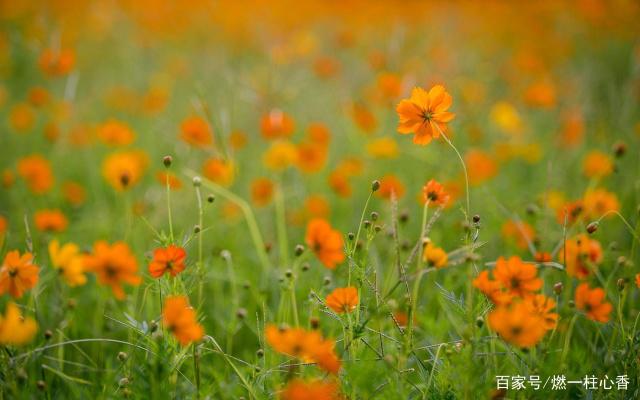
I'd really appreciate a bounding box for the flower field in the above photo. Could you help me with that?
[1,1,640,399]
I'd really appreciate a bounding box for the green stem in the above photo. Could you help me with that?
[275,182,289,268]
[435,125,471,227]
[166,172,174,242]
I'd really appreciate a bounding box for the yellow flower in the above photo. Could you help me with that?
[0,302,37,346]
[423,242,448,268]
[49,240,87,287]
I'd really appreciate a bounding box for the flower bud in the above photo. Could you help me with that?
[294,244,304,256]
[118,351,128,362]
[162,155,172,168]
[553,282,563,295]
[207,194,215,203]
[586,221,599,234]
[192,176,201,187]
[371,180,380,192]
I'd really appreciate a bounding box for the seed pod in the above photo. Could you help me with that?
[553,282,563,295]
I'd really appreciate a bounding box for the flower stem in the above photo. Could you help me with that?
[435,125,471,228]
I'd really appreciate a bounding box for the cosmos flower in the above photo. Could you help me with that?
[488,302,547,348]
[163,296,204,345]
[325,286,359,313]
[0,250,39,298]
[280,379,341,400]
[261,110,295,139]
[422,179,450,207]
[202,158,235,187]
[97,119,136,146]
[558,234,602,279]
[34,209,69,233]
[422,242,448,268]
[180,116,213,147]
[582,150,614,179]
[250,178,274,207]
[83,241,141,299]
[102,151,149,191]
[492,256,542,298]
[48,240,87,287]
[17,154,55,194]
[575,283,612,323]
[148,245,187,278]
[265,325,341,374]
[0,302,37,346]
[376,175,405,200]
[396,85,455,145]
[305,219,345,269]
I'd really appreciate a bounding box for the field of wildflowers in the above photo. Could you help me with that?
[1,1,640,398]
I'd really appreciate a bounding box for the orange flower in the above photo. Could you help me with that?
[575,283,612,323]
[422,179,450,207]
[304,195,330,219]
[263,141,298,171]
[9,103,35,132]
[366,137,399,159]
[229,130,248,150]
[377,72,402,100]
[97,120,136,146]
[261,110,295,139]
[582,188,619,220]
[523,294,558,330]
[34,209,68,233]
[180,116,213,147]
[423,242,448,268]
[0,302,37,346]
[396,85,455,145]
[163,296,204,345]
[328,170,352,198]
[62,181,86,206]
[27,86,50,107]
[493,256,542,298]
[558,234,602,279]
[465,150,498,186]
[376,175,405,200]
[582,151,614,179]
[488,302,547,348]
[156,171,182,189]
[149,245,187,278]
[555,200,584,225]
[305,219,345,269]
[306,123,331,147]
[202,158,234,187]
[559,109,585,147]
[296,142,328,173]
[635,273,640,289]
[325,287,359,313]
[0,250,39,298]
[39,48,75,76]
[523,81,556,108]
[17,154,54,194]
[281,379,341,400]
[102,151,149,191]
[250,178,274,207]
[472,270,512,306]
[501,220,535,250]
[266,325,341,374]
[351,103,377,134]
[83,241,141,300]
